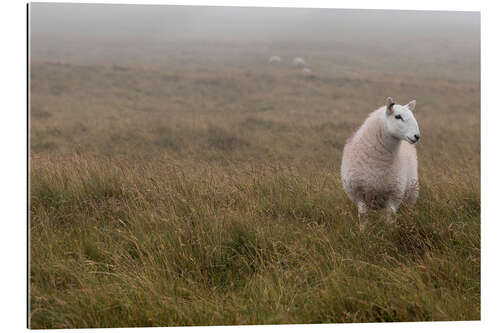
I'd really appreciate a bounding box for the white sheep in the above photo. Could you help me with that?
[292,57,306,67]
[341,97,420,231]
[302,68,313,76]
[268,55,281,65]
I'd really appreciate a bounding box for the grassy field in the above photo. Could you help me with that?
[29,35,480,328]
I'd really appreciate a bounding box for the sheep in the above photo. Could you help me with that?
[268,55,281,65]
[340,97,420,231]
[292,57,306,67]
[302,68,313,76]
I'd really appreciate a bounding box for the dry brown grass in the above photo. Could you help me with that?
[29,38,479,328]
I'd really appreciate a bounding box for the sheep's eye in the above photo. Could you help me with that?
[395,115,403,120]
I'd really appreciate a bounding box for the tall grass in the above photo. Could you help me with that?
[30,153,479,328]
[29,39,479,328]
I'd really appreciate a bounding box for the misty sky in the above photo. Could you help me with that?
[30,3,479,43]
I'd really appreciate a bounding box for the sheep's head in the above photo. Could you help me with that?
[385,97,420,144]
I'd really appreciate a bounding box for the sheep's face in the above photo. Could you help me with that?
[385,99,420,144]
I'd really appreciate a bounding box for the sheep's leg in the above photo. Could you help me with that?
[385,199,401,225]
[357,201,368,232]
[406,180,419,206]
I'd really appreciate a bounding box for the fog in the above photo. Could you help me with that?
[30,3,479,43]
[29,3,479,81]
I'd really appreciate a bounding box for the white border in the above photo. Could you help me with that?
[2,1,497,332]
[16,0,486,11]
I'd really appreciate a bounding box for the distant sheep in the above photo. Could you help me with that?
[292,57,306,67]
[341,97,420,231]
[302,68,313,76]
[268,56,281,65]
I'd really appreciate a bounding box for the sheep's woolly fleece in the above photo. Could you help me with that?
[341,100,419,218]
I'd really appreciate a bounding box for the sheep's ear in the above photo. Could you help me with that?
[407,100,416,111]
[386,97,395,115]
